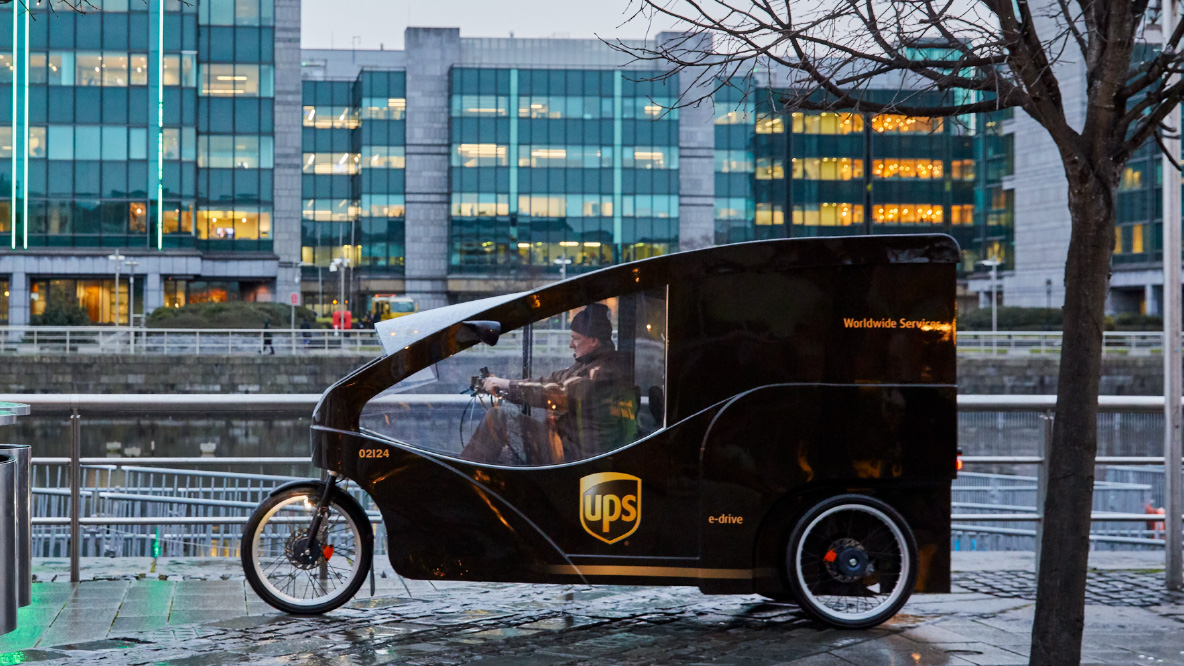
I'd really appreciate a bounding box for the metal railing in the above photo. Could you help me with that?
[958,330,1167,355]
[6,392,1184,584]
[0,326,382,356]
[7,327,1175,357]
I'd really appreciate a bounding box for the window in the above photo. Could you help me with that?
[200,64,274,97]
[791,112,864,135]
[359,289,668,466]
[197,208,272,240]
[872,204,943,224]
[453,143,507,168]
[951,204,974,225]
[204,136,275,169]
[162,54,197,87]
[755,114,784,134]
[792,203,864,226]
[303,105,358,128]
[302,151,360,174]
[453,94,509,117]
[715,150,753,174]
[714,108,753,125]
[626,147,676,170]
[792,158,863,180]
[951,159,975,181]
[871,159,943,179]
[755,157,783,180]
[363,146,405,169]
[361,97,405,120]
[755,203,784,225]
[871,114,943,134]
[75,53,103,86]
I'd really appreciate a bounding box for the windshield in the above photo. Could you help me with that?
[373,292,524,356]
[391,300,416,313]
[361,288,668,466]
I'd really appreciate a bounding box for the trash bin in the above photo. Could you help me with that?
[0,444,31,608]
[0,453,16,636]
[0,402,30,637]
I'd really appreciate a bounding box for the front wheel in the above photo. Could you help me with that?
[242,484,373,614]
[786,494,917,629]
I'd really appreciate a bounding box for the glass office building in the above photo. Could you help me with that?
[300,71,406,314]
[0,0,299,326]
[2,22,1015,324]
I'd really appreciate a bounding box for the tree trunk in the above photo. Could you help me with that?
[1029,160,1117,666]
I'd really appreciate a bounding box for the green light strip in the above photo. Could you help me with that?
[612,71,622,248]
[22,4,27,248]
[9,5,15,249]
[508,69,518,215]
[156,0,163,250]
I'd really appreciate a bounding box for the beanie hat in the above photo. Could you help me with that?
[570,303,613,343]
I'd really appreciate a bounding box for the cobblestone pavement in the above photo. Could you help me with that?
[954,569,1184,607]
[0,556,1181,665]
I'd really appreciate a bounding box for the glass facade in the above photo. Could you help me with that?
[0,0,280,325]
[449,68,679,276]
[712,85,996,274]
[301,71,405,314]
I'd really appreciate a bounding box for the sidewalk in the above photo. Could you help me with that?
[0,552,1178,665]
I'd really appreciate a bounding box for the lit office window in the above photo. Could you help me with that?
[791,112,864,135]
[453,144,507,167]
[872,204,943,224]
[792,158,863,180]
[872,159,944,179]
[792,203,864,226]
[200,64,274,97]
[871,114,943,134]
[361,97,406,120]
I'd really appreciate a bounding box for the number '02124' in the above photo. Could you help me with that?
[359,449,390,459]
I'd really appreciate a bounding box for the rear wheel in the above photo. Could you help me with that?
[242,485,373,614]
[786,494,917,629]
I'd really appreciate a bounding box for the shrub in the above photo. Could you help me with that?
[147,301,319,329]
[959,306,1063,331]
[32,302,92,326]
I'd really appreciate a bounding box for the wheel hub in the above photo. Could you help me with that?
[285,530,322,570]
[825,538,869,582]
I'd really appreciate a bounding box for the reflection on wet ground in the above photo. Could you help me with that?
[1,556,1182,665]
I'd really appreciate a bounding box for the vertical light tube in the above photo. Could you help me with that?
[156,0,164,249]
[21,3,27,248]
[9,5,16,249]
[508,69,518,216]
[612,71,622,250]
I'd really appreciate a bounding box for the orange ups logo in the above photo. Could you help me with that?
[579,472,641,544]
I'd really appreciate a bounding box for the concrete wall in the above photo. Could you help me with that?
[0,355,374,394]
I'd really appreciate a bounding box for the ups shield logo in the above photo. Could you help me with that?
[579,472,641,544]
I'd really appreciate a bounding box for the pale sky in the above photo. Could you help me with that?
[300,0,674,51]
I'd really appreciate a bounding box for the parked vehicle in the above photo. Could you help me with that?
[242,234,958,629]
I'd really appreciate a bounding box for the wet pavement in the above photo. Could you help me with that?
[0,553,1180,665]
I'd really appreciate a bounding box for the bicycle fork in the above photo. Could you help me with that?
[304,471,338,563]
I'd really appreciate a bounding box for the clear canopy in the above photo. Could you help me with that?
[374,292,525,356]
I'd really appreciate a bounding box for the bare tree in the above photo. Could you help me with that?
[613,2,1180,664]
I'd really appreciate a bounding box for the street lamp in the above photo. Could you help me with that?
[124,260,139,353]
[107,250,125,326]
[980,258,1002,355]
[554,254,573,281]
[328,256,350,332]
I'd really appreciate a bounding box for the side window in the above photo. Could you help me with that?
[358,287,667,466]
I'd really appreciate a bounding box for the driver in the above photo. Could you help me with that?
[460,303,636,465]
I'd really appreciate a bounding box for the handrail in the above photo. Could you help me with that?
[9,392,1183,585]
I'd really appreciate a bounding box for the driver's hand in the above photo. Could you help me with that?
[482,377,509,395]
